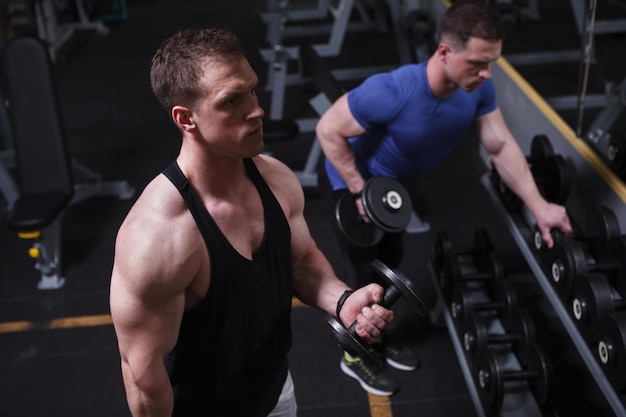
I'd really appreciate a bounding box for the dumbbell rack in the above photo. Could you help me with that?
[428,259,545,417]
[480,172,626,417]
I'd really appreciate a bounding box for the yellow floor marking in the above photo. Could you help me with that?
[0,314,113,334]
[0,299,308,334]
[368,393,393,417]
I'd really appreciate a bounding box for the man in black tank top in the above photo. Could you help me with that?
[110,27,395,417]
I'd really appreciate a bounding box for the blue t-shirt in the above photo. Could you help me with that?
[325,62,497,190]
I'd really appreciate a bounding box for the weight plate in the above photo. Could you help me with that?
[570,274,613,343]
[530,134,554,160]
[510,309,537,367]
[450,286,471,325]
[465,313,489,367]
[588,206,621,262]
[536,154,571,205]
[549,241,585,299]
[439,253,463,299]
[324,312,380,368]
[609,236,626,298]
[596,313,626,391]
[527,344,553,405]
[477,347,503,409]
[475,251,506,281]
[362,176,413,232]
[372,259,428,315]
[487,280,518,332]
[335,193,383,247]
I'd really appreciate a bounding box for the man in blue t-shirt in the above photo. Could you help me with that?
[316,0,572,396]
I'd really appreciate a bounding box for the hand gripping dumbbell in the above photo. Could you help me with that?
[533,205,620,263]
[335,176,413,247]
[595,312,626,391]
[570,274,626,343]
[324,260,428,368]
[439,251,506,299]
[490,134,572,211]
[549,236,626,299]
[462,309,537,367]
[450,280,518,331]
[431,228,494,276]
[476,344,553,411]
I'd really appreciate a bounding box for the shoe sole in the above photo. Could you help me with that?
[386,357,418,371]
[340,360,397,396]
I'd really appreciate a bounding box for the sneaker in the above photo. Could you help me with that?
[384,342,420,371]
[340,353,399,396]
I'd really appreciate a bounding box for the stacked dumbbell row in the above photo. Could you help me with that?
[432,229,554,415]
[531,206,625,301]
[530,206,626,393]
[550,209,626,396]
[489,130,626,395]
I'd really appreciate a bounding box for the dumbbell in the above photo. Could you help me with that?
[533,205,620,261]
[595,312,626,391]
[549,236,626,299]
[462,309,537,367]
[431,228,494,275]
[477,344,553,410]
[571,274,626,343]
[491,134,572,211]
[439,251,506,299]
[335,176,413,247]
[450,279,518,331]
[324,259,428,368]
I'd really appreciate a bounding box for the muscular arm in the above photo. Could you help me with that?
[257,155,393,339]
[110,183,201,417]
[476,109,571,246]
[315,93,367,195]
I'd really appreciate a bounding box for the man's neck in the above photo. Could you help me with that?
[426,56,457,99]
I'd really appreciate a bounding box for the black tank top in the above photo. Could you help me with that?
[162,158,293,417]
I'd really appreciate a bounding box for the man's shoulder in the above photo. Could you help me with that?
[120,174,191,237]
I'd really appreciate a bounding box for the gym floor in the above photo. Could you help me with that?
[1,0,625,416]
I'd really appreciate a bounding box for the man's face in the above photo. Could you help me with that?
[191,56,265,158]
[445,37,502,92]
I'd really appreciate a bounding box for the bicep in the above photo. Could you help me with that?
[317,93,366,139]
[111,272,185,371]
[110,228,187,372]
[476,108,514,155]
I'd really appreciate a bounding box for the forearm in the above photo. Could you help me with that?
[315,102,366,193]
[292,246,350,315]
[491,143,547,215]
[319,138,364,193]
[122,360,174,417]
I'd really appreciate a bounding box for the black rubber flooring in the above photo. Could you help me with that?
[0,0,625,416]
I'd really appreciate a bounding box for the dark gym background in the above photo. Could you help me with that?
[1,0,625,416]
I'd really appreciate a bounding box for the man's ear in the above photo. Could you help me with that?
[172,105,195,132]
[437,42,451,63]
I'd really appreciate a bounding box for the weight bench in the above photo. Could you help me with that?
[4,36,134,290]
[299,43,429,233]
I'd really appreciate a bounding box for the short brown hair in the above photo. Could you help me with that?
[150,27,245,112]
[439,0,503,49]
